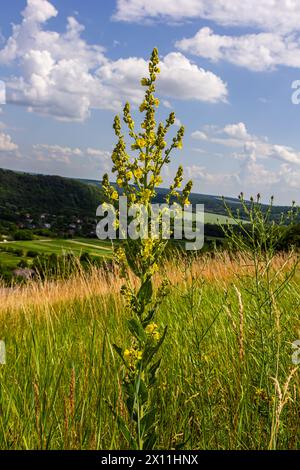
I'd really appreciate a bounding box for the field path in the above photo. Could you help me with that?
[66,240,112,251]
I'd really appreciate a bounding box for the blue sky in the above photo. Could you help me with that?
[1,0,300,204]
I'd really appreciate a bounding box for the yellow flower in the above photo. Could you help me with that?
[145,322,161,341]
[124,348,143,367]
[141,188,152,202]
[151,175,162,185]
[145,323,158,334]
[134,168,143,180]
[126,171,133,180]
[136,350,143,360]
[136,138,146,148]
[111,190,119,201]
[124,349,131,360]
[142,238,154,259]
[117,178,123,187]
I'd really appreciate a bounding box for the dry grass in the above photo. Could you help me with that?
[0,251,297,315]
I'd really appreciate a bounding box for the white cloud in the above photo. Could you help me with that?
[31,143,111,176]
[223,122,251,139]
[159,52,227,103]
[176,27,300,71]
[191,130,208,141]
[174,118,182,127]
[97,52,228,105]
[162,99,172,109]
[86,147,110,158]
[189,122,300,199]
[0,0,227,121]
[186,164,239,186]
[113,0,300,33]
[0,132,18,152]
[192,122,300,165]
[33,143,110,161]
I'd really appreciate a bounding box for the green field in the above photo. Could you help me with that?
[0,238,114,270]
[204,212,238,224]
[2,238,113,255]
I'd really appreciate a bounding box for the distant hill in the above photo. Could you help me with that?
[0,168,294,224]
[78,178,292,221]
[0,168,104,217]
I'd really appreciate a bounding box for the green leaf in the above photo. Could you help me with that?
[148,358,161,386]
[142,308,156,327]
[141,408,157,435]
[137,377,148,404]
[112,343,127,367]
[143,326,168,366]
[127,318,147,343]
[138,278,153,305]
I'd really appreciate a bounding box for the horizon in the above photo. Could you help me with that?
[0,164,294,208]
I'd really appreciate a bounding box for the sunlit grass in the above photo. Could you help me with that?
[0,252,299,449]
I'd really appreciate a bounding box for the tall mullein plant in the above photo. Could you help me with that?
[101,48,193,450]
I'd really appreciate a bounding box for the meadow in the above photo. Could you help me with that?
[0,238,113,270]
[0,250,299,450]
[1,48,299,452]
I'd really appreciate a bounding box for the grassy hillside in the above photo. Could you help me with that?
[80,178,293,220]
[0,168,104,217]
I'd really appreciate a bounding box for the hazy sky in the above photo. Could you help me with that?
[1,0,300,204]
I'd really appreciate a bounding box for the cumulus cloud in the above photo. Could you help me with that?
[0,132,18,152]
[186,164,239,186]
[31,143,111,176]
[192,122,300,165]
[176,27,300,71]
[189,122,300,200]
[33,143,110,162]
[0,0,227,121]
[185,160,300,202]
[114,2,300,72]
[113,0,300,33]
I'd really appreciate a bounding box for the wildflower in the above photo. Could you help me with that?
[124,348,143,368]
[142,239,154,259]
[134,168,143,180]
[145,323,161,341]
[150,175,162,186]
[136,138,146,148]
[141,78,150,87]
[139,101,147,113]
[126,171,133,180]
[141,188,152,203]
[111,190,119,201]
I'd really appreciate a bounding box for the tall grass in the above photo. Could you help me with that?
[0,251,299,449]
